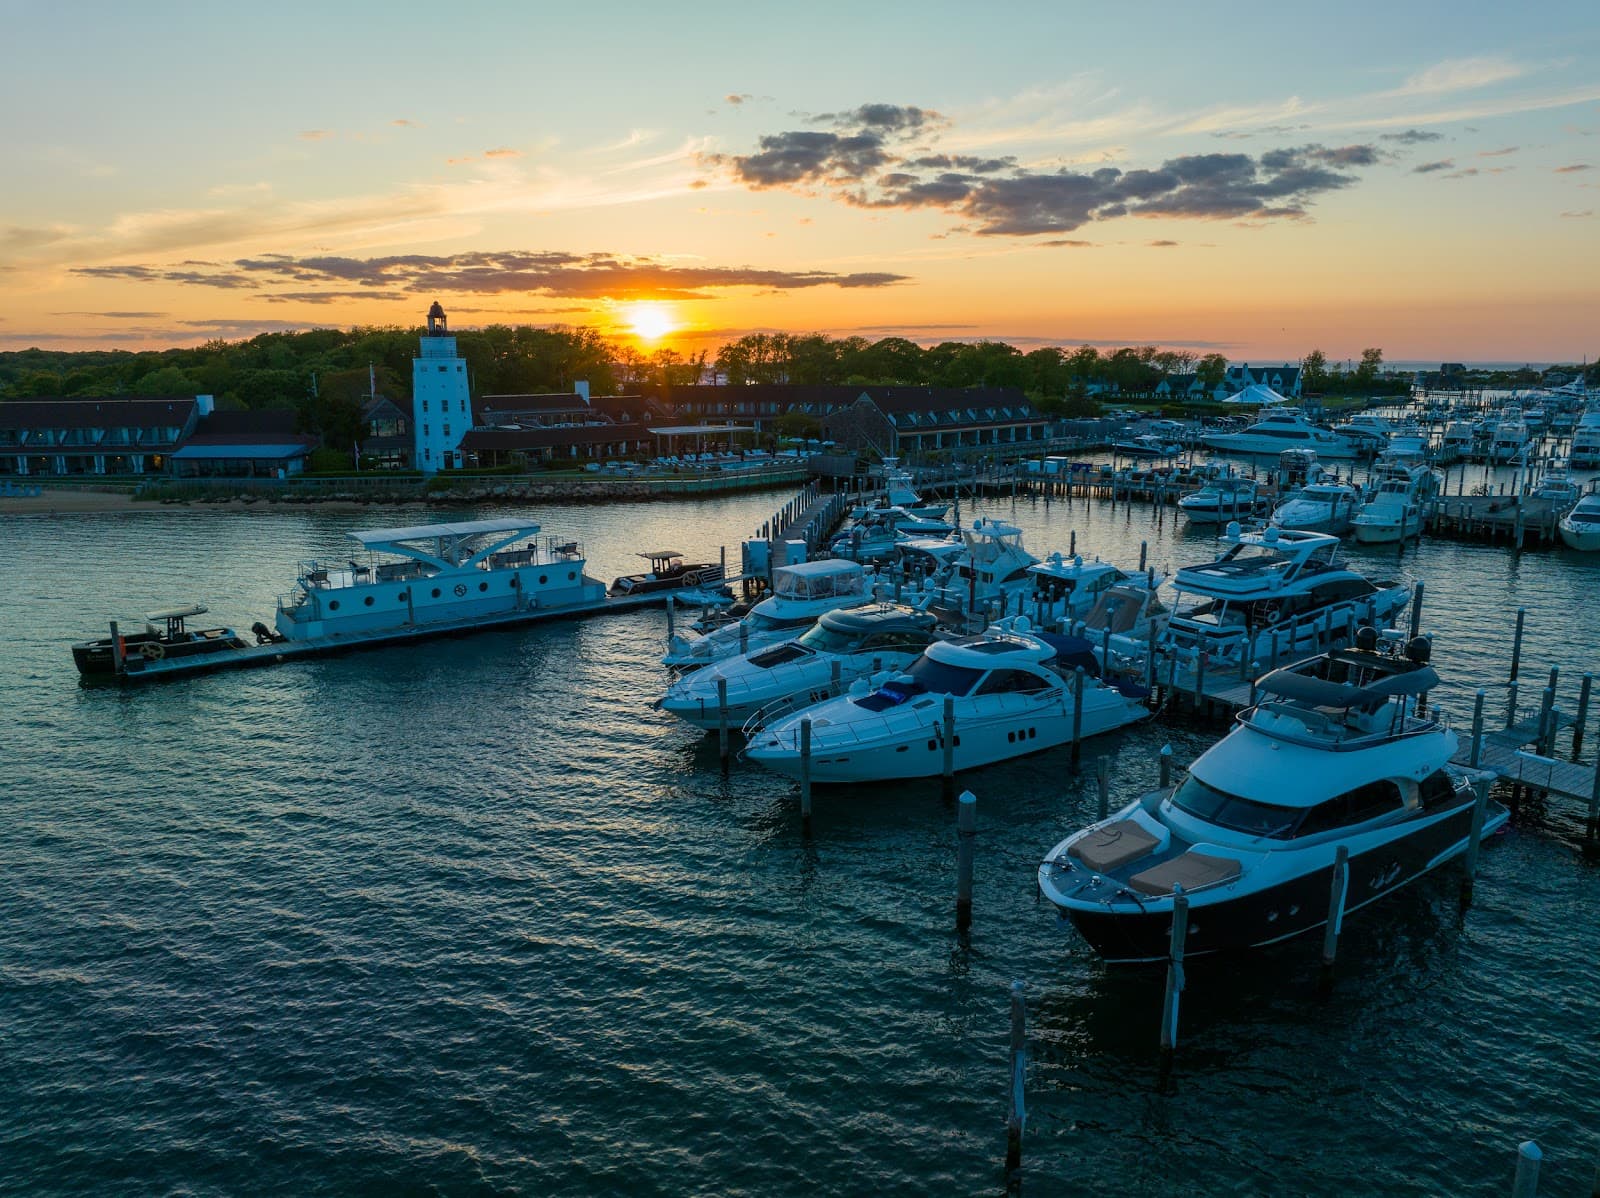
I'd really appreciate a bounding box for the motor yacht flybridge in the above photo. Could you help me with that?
[659,604,940,730]
[1199,411,1361,460]
[662,558,873,671]
[1161,524,1409,670]
[1039,630,1508,962]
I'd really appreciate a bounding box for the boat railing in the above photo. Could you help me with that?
[746,686,1066,749]
[1238,700,1445,751]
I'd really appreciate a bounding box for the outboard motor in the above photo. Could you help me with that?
[251,621,285,645]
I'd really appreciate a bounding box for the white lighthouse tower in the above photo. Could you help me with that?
[413,301,471,473]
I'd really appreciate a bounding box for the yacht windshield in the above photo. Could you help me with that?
[797,623,858,655]
[1170,775,1301,839]
[904,655,983,696]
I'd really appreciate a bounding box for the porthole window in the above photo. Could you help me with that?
[431,588,441,598]
[478,582,488,592]
[539,574,548,584]
[328,600,340,610]
[364,596,374,607]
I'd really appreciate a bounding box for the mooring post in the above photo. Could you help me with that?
[1537,686,1555,759]
[1006,979,1027,1179]
[1320,845,1350,986]
[1462,775,1491,903]
[799,717,813,829]
[1470,689,1486,769]
[717,676,730,761]
[1159,744,1174,788]
[1070,667,1085,770]
[1511,1140,1542,1198]
[1588,755,1600,844]
[1096,756,1110,821]
[1069,529,1076,557]
[942,694,957,800]
[1510,607,1526,681]
[1139,540,1148,572]
[665,595,676,641]
[1409,581,1424,641]
[1159,888,1189,1069]
[956,790,977,931]
[1506,680,1520,728]
[108,620,124,674]
[1194,648,1207,711]
[1573,673,1592,760]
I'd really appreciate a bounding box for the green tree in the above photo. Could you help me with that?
[1354,347,1383,388]
[1196,353,1227,390]
[1301,349,1328,393]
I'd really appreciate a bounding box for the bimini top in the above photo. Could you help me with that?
[1256,662,1439,708]
[772,558,868,599]
[348,517,538,546]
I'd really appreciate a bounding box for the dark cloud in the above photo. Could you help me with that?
[1147,240,1179,247]
[814,103,941,132]
[72,250,908,300]
[723,130,892,186]
[905,153,1016,174]
[1412,159,1454,173]
[1038,239,1095,248]
[715,111,1376,234]
[1380,129,1444,144]
[50,310,169,318]
[1555,163,1592,173]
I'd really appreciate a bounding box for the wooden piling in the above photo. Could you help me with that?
[799,717,813,829]
[1588,755,1600,844]
[1159,745,1173,788]
[1005,979,1026,1178]
[717,676,730,761]
[665,596,675,641]
[1574,673,1592,759]
[956,790,976,931]
[108,620,124,675]
[1470,689,1486,769]
[1070,667,1085,769]
[1096,756,1110,821]
[1462,775,1491,903]
[1139,540,1148,572]
[1409,581,1424,641]
[1506,681,1520,728]
[1159,888,1189,1068]
[1511,1140,1542,1198]
[1320,845,1350,985]
[1510,607,1526,681]
[942,694,957,799]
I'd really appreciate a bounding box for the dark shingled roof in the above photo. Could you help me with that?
[0,397,199,430]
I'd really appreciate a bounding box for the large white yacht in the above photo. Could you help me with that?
[1177,476,1264,525]
[272,519,606,642]
[658,604,939,730]
[1161,525,1409,670]
[663,558,872,670]
[1024,553,1136,626]
[1200,411,1360,460]
[1331,413,1391,451]
[924,518,1039,622]
[1569,412,1600,468]
[1350,462,1442,544]
[1271,481,1362,535]
[741,618,1149,783]
[1558,493,1600,551]
[1039,633,1508,962]
[1488,412,1530,463]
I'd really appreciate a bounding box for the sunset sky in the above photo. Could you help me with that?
[3,0,1597,363]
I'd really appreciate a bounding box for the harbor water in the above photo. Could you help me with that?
[5,486,1600,1195]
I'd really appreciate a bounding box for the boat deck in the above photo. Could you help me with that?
[102,587,669,685]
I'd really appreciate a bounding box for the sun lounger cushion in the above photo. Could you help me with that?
[1128,850,1242,897]
[1068,820,1159,872]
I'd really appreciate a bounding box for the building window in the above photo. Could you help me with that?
[422,401,429,412]
[443,425,451,437]
[439,365,447,373]
[424,425,430,436]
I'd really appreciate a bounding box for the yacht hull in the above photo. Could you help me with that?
[747,693,1144,783]
[1351,517,1420,544]
[1558,522,1600,552]
[1057,797,1505,963]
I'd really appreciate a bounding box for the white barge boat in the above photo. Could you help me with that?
[75,518,648,684]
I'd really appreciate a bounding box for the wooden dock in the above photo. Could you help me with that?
[1424,496,1565,548]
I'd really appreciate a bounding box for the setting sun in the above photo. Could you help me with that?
[624,302,677,342]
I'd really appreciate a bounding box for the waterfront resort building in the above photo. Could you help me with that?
[0,396,205,477]
[412,302,472,473]
[169,408,319,478]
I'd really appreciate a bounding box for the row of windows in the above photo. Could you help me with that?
[419,399,469,413]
